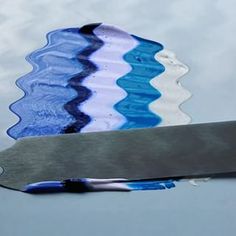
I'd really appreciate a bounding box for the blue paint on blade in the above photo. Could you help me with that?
[127,179,176,191]
[7,24,177,193]
[24,181,64,193]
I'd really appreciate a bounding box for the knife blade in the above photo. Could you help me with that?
[0,121,236,191]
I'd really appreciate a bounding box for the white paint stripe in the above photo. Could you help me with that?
[80,24,138,132]
[90,182,131,191]
[150,49,192,126]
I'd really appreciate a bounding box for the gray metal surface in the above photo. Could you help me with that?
[1,121,236,190]
[0,0,236,235]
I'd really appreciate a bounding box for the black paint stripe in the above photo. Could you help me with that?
[63,23,104,133]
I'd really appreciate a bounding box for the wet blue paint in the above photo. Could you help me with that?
[8,25,166,139]
[127,179,176,191]
[24,179,90,193]
[8,28,89,139]
[114,35,165,129]
[24,181,64,193]
[24,179,176,193]
[7,23,176,192]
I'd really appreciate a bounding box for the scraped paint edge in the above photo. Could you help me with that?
[24,178,176,193]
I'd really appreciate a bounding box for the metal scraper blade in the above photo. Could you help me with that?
[0,121,236,191]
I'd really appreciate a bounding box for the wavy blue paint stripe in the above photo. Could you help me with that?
[113,35,175,189]
[7,28,89,139]
[63,23,104,133]
[114,35,165,129]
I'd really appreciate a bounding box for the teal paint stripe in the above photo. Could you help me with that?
[114,35,165,129]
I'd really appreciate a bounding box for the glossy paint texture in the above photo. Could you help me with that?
[80,24,137,132]
[114,35,164,129]
[7,28,88,138]
[7,23,171,138]
[6,23,191,192]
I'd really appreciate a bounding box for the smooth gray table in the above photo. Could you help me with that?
[0,0,236,235]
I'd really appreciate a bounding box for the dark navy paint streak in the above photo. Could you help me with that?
[63,23,104,133]
[115,35,165,129]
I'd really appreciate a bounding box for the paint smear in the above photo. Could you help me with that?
[6,23,191,192]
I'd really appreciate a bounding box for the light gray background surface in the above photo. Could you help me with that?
[0,0,236,235]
